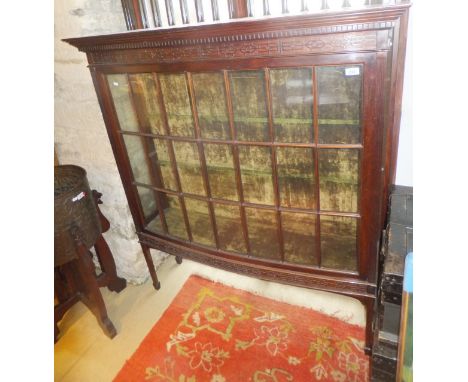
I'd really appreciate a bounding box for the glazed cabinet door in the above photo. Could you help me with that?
[101,53,383,280]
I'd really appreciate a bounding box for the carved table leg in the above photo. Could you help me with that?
[92,190,110,232]
[94,234,127,293]
[364,298,376,356]
[54,322,60,343]
[54,263,80,343]
[141,244,161,290]
[175,256,183,264]
[91,189,127,292]
[54,267,71,303]
[75,241,117,339]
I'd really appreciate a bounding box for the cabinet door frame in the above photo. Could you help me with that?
[92,51,385,283]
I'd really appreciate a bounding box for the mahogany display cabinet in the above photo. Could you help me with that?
[65,3,410,353]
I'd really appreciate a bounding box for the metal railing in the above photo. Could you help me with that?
[121,0,407,30]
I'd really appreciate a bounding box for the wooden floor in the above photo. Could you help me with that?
[54,256,365,381]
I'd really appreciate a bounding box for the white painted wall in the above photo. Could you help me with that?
[395,7,413,186]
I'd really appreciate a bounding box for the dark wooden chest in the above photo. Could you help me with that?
[372,185,413,381]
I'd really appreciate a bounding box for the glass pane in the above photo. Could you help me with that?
[238,146,274,205]
[277,147,315,209]
[137,186,158,222]
[152,139,177,191]
[270,68,313,142]
[185,198,215,247]
[146,214,164,234]
[172,141,205,196]
[320,215,357,272]
[159,74,194,137]
[214,204,246,253]
[107,74,139,132]
[192,72,230,139]
[319,149,359,213]
[229,70,269,141]
[128,73,165,135]
[282,212,317,266]
[204,144,238,201]
[164,194,189,240]
[317,65,362,144]
[245,208,280,260]
[122,134,152,185]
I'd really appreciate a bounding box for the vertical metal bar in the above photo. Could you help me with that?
[121,0,134,30]
[228,0,248,18]
[138,0,150,27]
[194,0,205,22]
[152,72,193,241]
[150,0,163,27]
[211,0,219,20]
[126,74,168,233]
[223,70,251,254]
[264,68,285,262]
[132,0,145,28]
[301,0,308,11]
[281,0,289,14]
[263,0,270,15]
[165,0,175,25]
[246,0,253,16]
[312,67,322,267]
[186,72,220,249]
[122,0,145,29]
[227,0,234,18]
[179,0,190,24]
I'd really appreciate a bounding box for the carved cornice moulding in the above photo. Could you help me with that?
[64,5,409,54]
[82,21,393,53]
[88,30,379,64]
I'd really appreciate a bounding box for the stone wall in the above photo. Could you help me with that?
[54,0,167,283]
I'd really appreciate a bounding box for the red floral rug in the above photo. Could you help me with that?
[114,275,369,381]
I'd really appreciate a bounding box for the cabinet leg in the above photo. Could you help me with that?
[75,242,117,339]
[94,234,127,293]
[54,322,59,343]
[175,256,183,264]
[141,244,161,290]
[92,190,110,232]
[364,298,375,356]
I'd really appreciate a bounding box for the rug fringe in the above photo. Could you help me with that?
[187,268,365,327]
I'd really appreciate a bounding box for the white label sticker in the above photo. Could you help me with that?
[113,81,119,86]
[345,67,360,76]
[72,191,86,202]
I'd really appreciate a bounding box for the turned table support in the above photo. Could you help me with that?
[74,237,117,339]
[54,190,127,342]
[92,190,126,292]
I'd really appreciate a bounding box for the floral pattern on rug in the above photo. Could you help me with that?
[114,275,368,381]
